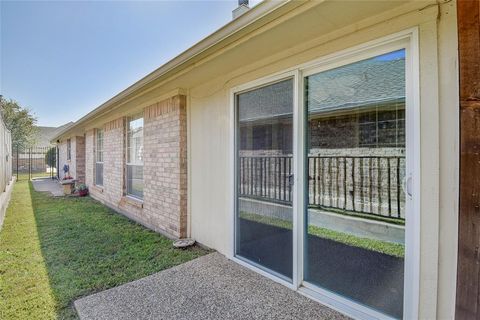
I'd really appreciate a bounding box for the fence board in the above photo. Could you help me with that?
[0,114,12,193]
[456,0,480,318]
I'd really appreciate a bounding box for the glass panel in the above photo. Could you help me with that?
[96,129,104,163]
[126,115,143,199]
[304,50,406,318]
[127,164,143,199]
[67,139,71,160]
[236,79,294,280]
[127,117,143,165]
[95,129,104,186]
[95,163,103,186]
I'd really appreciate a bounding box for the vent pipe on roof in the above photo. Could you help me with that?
[233,0,250,19]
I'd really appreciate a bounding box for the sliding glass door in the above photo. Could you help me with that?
[234,39,415,320]
[235,78,294,281]
[304,49,407,319]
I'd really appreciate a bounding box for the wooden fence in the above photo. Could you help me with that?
[0,114,12,193]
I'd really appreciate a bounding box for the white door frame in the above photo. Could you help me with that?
[230,71,298,290]
[229,28,420,320]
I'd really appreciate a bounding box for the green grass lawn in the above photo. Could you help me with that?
[0,179,208,320]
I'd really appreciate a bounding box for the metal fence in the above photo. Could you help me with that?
[12,146,57,181]
[239,155,405,221]
[0,115,13,192]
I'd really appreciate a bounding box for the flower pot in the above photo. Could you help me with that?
[62,183,75,195]
[78,189,88,197]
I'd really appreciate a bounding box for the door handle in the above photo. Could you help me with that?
[288,174,294,186]
[406,176,413,197]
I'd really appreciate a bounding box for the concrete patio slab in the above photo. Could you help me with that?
[31,177,64,196]
[74,253,349,320]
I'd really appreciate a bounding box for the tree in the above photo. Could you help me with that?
[0,96,38,150]
[45,147,56,168]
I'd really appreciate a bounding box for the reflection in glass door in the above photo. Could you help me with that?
[304,50,407,318]
[235,79,294,281]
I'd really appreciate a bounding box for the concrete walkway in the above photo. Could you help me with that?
[74,253,348,320]
[31,177,64,196]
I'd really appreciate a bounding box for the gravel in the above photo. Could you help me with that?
[74,252,349,320]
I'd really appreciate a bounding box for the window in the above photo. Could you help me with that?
[126,114,144,199]
[95,129,104,186]
[67,139,71,160]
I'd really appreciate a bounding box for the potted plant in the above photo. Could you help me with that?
[76,183,88,197]
[62,164,70,179]
[60,164,76,194]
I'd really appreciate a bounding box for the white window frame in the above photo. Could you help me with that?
[95,128,104,187]
[229,28,420,320]
[125,113,144,200]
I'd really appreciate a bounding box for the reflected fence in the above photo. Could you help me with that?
[239,155,405,221]
[12,146,57,181]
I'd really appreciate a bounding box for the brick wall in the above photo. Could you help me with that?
[103,118,125,205]
[75,136,85,183]
[86,95,188,239]
[143,95,187,238]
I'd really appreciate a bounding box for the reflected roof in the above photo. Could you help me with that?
[238,51,405,122]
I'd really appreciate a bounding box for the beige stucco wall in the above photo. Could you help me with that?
[58,136,85,182]
[436,3,460,318]
[188,1,458,319]
[58,140,67,179]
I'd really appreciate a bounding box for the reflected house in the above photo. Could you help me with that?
[126,115,144,199]
[236,51,407,318]
[50,1,464,320]
[239,53,406,223]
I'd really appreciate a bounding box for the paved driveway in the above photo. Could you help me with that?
[74,253,349,320]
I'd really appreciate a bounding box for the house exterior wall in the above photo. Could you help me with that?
[52,1,460,318]
[58,136,85,182]
[85,129,95,187]
[188,2,458,319]
[75,136,85,183]
[102,118,125,205]
[85,95,187,239]
[143,95,188,238]
[58,141,67,178]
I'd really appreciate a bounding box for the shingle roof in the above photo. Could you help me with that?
[238,79,293,122]
[36,122,74,147]
[306,57,405,114]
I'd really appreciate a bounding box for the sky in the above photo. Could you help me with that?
[1,0,261,127]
